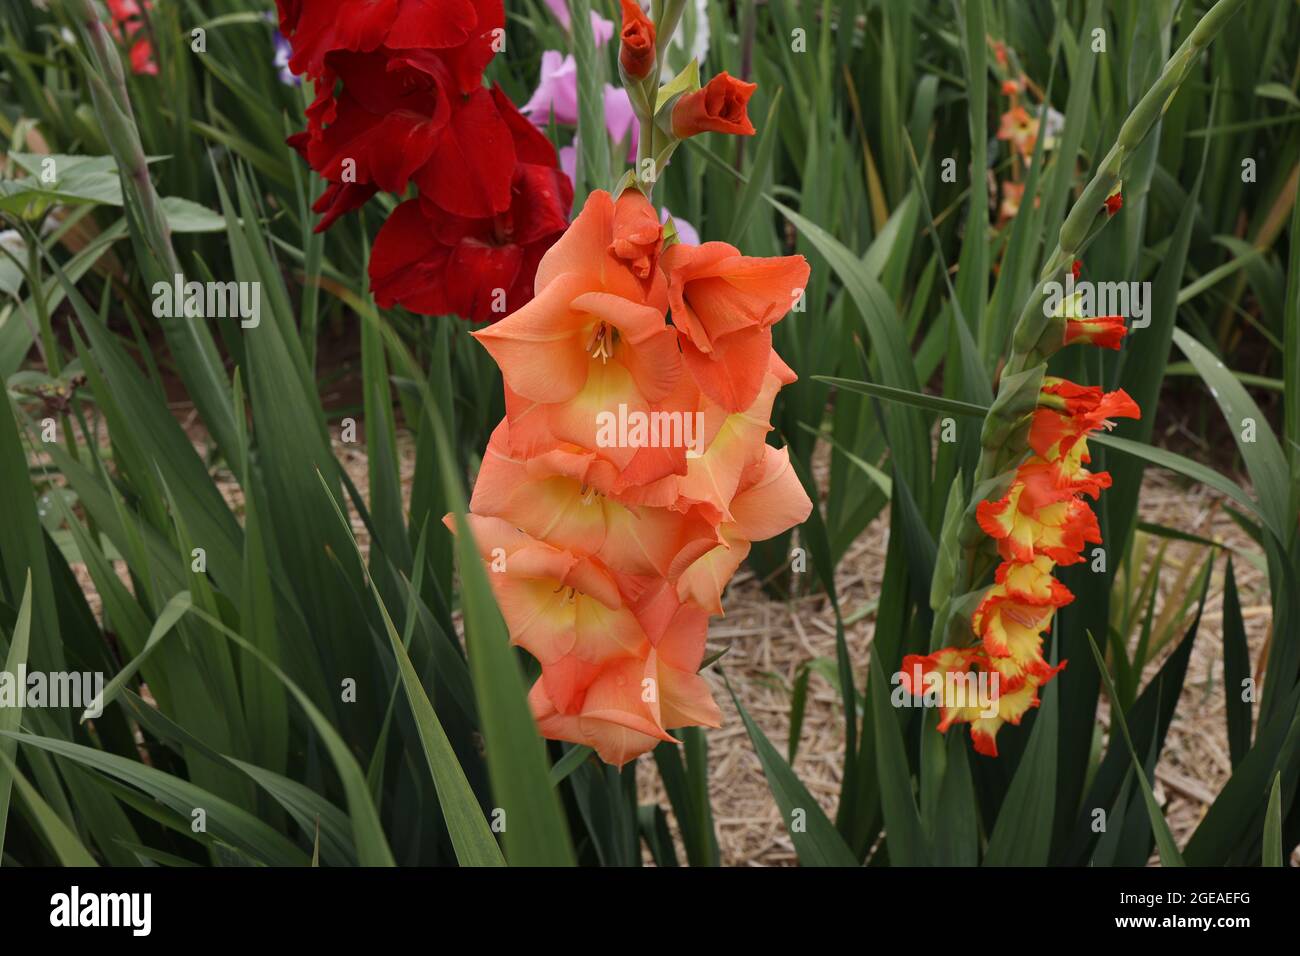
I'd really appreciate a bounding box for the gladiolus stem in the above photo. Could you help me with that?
[951,0,1248,604]
[1002,0,1246,383]
[70,0,179,278]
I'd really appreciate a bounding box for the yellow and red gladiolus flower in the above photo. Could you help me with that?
[457,181,812,765]
[1030,379,1141,487]
[1031,286,1131,361]
[921,362,1139,755]
[1064,315,1128,349]
[899,646,1064,757]
[996,104,1038,163]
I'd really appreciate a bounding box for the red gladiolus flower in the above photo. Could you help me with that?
[275,0,502,90]
[106,0,158,75]
[310,182,380,234]
[619,0,656,80]
[370,162,572,322]
[671,72,758,139]
[1064,314,1128,349]
[1104,191,1123,215]
[279,0,574,322]
[290,50,517,219]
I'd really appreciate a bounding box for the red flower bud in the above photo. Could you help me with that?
[619,0,656,80]
[1064,315,1128,350]
[671,72,758,139]
[1104,192,1123,216]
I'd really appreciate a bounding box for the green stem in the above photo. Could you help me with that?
[952,0,1249,601]
[68,0,179,277]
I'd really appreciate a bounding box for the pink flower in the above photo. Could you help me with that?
[524,53,641,162]
[604,84,639,159]
[523,51,581,126]
[544,0,615,46]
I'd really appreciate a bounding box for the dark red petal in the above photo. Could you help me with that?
[286,0,397,77]
[311,181,379,233]
[491,84,560,168]
[445,240,525,322]
[369,200,452,315]
[510,164,573,246]
[443,0,506,93]
[308,104,442,191]
[415,86,515,218]
[274,0,302,36]
[386,0,479,52]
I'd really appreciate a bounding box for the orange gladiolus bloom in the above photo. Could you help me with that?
[618,0,656,80]
[530,605,722,767]
[674,445,812,614]
[456,171,813,763]
[662,240,809,411]
[671,72,758,139]
[454,514,652,714]
[996,105,1037,161]
[471,420,722,579]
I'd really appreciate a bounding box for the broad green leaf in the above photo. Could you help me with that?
[1,731,308,867]
[1087,635,1184,866]
[0,749,98,867]
[0,573,32,858]
[1262,772,1283,866]
[1172,328,1290,541]
[728,679,858,866]
[80,592,193,720]
[869,649,931,866]
[1222,558,1253,766]
[318,472,504,867]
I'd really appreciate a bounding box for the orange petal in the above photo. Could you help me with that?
[534,189,668,309]
[471,272,597,403]
[728,445,812,542]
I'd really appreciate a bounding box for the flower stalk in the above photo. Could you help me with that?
[920,0,1250,756]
